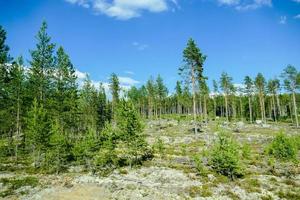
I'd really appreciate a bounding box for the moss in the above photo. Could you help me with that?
[261,194,273,200]
[224,190,240,200]
[0,176,39,198]
[187,186,202,198]
[200,184,213,197]
[241,178,261,193]
[277,189,300,200]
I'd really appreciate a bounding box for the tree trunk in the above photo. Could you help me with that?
[191,66,197,134]
[225,94,229,122]
[292,92,299,128]
[248,96,253,123]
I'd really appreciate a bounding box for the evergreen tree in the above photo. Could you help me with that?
[156,75,168,118]
[179,38,206,133]
[28,21,55,105]
[97,83,110,131]
[220,72,233,122]
[267,79,280,122]
[212,80,218,119]
[244,76,254,123]
[146,77,156,119]
[175,81,183,114]
[115,100,148,166]
[0,25,12,136]
[255,73,266,123]
[109,73,120,113]
[281,65,299,127]
[54,46,78,134]
[25,99,50,168]
[79,76,98,133]
[47,118,69,173]
[9,57,25,159]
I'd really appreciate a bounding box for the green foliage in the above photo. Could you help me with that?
[0,176,38,197]
[266,132,297,160]
[44,119,70,173]
[153,137,165,158]
[193,155,208,176]
[209,131,243,180]
[241,143,251,160]
[25,99,50,160]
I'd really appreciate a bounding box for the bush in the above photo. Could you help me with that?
[266,132,297,160]
[153,137,165,158]
[209,131,243,180]
[193,155,208,176]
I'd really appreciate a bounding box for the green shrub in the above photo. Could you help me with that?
[209,131,243,180]
[0,176,38,197]
[266,132,297,160]
[241,143,251,159]
[153,137,165,158]
[193,155,208,176]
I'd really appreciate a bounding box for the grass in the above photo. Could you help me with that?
[0,176,39,198]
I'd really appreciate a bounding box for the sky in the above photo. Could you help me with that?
[0,0,300,92]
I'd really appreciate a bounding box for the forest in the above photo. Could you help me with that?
[0,22,300,199]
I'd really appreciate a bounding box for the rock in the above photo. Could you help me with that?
[262,124,271,128]
[255,120,263,125]
[207,174,216,182]
[68,165,84,173]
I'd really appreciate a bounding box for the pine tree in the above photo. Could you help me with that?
[54,46,78,134]
[9,57,25,159]
[79,76,98,133]
[156,75,168,118]
[267,79,279,122]
[0,25,12,136]
[109,73,120,114]
[212,80,218,119]
[25,98,50,168]
[146,77,156,119]
[97,83,110,132]
[220,72,233,122]
[281,65,299,127]
[255,73,266,123]
[244,76,254,123]
[48,118,69,173]
[175,81,183,114]
[179,38,206,133]
[28,21,55,105]
[115,100,148,166]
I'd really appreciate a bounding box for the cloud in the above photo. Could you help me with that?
[124,70,135,75]
[279,16,287,24]
[217,0,240,6]
[75,69,87,79]
[65,0,177,20]
[217,0,272,10]
[132,42,149,51]
[292,0,300,3]
[118,76,140,86]
[294,14,300,19]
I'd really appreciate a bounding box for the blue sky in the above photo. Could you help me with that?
[0,0,300,92]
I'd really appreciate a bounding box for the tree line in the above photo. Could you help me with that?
[127,39,299,131]
[0,22,150,173]
[0,22,299,173]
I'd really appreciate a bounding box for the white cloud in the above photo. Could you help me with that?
[124,70,135,75]
[118,76,140,86]
[217,0,272,10]
[65,0,177,20]
[294,14,300,19]
[132,42,149,51]
[292,0,300,3]
[217,0,240,6]
[279,16,287,24]
[75,69,87,79]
